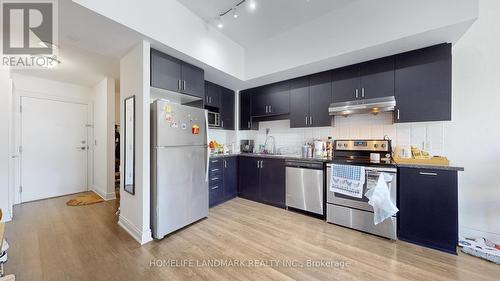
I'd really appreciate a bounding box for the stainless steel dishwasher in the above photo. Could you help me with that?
[285,160,324,215]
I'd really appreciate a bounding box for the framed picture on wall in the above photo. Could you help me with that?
[124,96,135,195]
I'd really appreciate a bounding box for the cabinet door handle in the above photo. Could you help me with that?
[397,109,400,120]
[211,186,219,190]
[211,168,219,172]
[355,89,359,98]
[269,105,272,113]
[260,160,263,169]
[224,160,227,168]
[248,121,251,129]
[257,161,260,168]
[419,172,438,176]
[178,80,182,90]
[221,120,224,127]
[361,87,365,98]
[309,116,312,125]
[183,80,186,91]
[211,177,219,181]
[305,116,308,125]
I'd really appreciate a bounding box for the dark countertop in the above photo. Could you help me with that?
[210,153,464,171]
[395,163,464,171]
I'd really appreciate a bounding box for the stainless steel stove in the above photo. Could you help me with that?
[326,139,398,240]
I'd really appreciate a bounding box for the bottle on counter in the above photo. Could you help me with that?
[326,137,334,159]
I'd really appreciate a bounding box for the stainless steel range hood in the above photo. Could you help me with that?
[329,96,396,116]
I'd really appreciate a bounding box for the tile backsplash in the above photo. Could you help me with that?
[238,113,446,156]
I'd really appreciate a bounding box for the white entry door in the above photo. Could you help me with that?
[21,97,89,202]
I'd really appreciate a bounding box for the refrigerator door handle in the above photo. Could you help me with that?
[205,110,210,182]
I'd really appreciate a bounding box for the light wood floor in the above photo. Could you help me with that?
[4,195,499,281]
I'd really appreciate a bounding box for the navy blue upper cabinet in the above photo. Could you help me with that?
[181,63,205,98]
[251,81,290,117]
[395,44,452,123]
[290,72,333,128]
[360,56,395,99]
[333,57,394,102]
[309,71,333,127]
[150,49,205,98]
[239,89,257,130]
[204,81,221,107]
[151,49,182,93]
[332,64,360,103]
[290,77,310,128]
[398,167,458,254]
[220,87,235,130]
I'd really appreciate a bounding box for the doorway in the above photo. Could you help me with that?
[20,97,89,202]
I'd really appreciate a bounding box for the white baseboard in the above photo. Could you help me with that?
[118,215,152,245]
[91,186,116,201]
[460,226,500,244]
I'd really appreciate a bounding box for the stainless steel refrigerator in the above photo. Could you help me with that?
[151,99,209,239]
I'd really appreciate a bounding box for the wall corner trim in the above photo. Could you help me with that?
[118,214,153,245]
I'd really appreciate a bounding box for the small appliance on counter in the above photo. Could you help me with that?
[240,140,254,153]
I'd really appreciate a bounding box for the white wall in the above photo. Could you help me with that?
[446,0,500,242]
[73,0,244,79]
[0,69,12,222]
[118,41,152,245]
[91,77,116,200]
[244,0,477,81]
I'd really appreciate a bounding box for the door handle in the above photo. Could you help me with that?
[355,89,359,98]
[397,109,400,120]
[178,80,182,90]
[269,105,272,113]
[309,116,312,125]
[183,80,186,91]
[305,116,308,125]
[260,160,263,169]
[361,87,365,98]
[257,161,260,168]
[419,172,438,176]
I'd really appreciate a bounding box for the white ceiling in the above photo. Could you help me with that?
[12,0,144,87]
[178,0,357,47]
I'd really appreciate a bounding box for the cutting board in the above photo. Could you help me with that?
[393,156,450,166]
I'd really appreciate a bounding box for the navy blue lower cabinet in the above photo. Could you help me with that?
[238,156,286,209]
[238,157,261,201]
[259,158,286,208]
[223,157,238,199]
[209,157,239,207]
[398,167,458,254]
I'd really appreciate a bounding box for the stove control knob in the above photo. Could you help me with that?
[381,144,386,148]
[343,143,348,147]
[374,144,379,148]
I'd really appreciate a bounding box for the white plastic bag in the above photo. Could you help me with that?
[364,173,399,225]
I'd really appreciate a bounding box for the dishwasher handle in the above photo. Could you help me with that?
[285,161,324,170]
